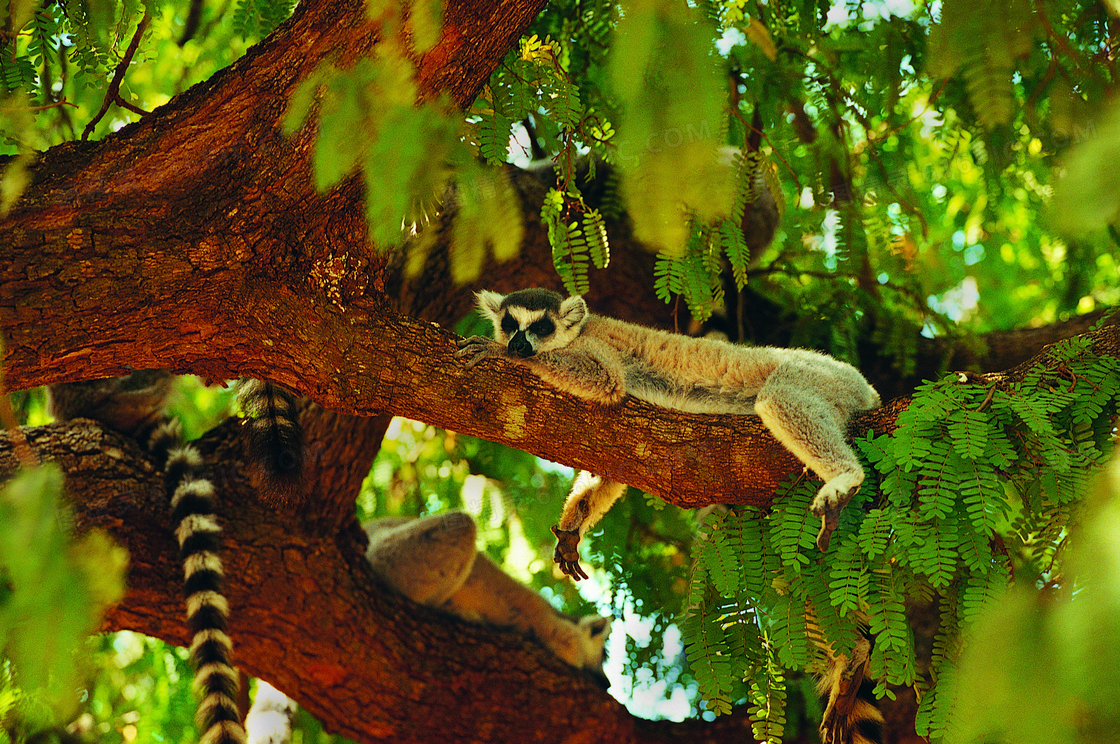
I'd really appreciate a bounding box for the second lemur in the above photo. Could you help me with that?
[457,288,880,577]
[365,512,612,685]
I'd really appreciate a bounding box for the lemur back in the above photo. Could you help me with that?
[363,512,611,685]
[48,372,246,744]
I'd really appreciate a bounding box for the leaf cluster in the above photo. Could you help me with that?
[0,465,127,721]
[680,338,1120,740]
[0,0,286,152]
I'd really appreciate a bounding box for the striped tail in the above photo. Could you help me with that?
[151,422,247,744]
[235,379,303,499]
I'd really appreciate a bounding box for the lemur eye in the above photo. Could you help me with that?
[500,315,518,334]
[529,319,555,337]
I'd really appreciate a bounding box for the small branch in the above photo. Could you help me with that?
[0,98,78,112]
[81,14,150,141]
[113,95,149,116]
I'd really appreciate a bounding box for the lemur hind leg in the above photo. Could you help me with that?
[552,473,627,580]
[754,364,867,552]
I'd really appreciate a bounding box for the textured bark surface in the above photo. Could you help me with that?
[3,326,1116,743]
[0,421,763,744]
[3,0,1119,739]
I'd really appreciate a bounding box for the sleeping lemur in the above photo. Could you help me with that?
[365,511,612,684]
[243,512,612,744]
[235,379,610,680]
[48,371,246,744]
[456,288,881,577]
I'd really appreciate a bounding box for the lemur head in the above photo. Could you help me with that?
[560,614,612,689]
[476,289,589,358]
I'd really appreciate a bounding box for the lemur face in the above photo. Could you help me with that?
[476,289,589,356]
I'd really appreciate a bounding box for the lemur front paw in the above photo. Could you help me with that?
[551,525,588,581]
[810,471,865,552]
[456,336,506,368]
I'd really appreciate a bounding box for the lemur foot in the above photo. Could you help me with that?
[551,525,588,581]
[816,509,842,552]
[811,471,864,552]
[819,637,878,744]
[456,336,507,368]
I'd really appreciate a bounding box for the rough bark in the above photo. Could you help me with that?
[2,0,1118,738]
[0,420,763,744]
[2,324,1116,744]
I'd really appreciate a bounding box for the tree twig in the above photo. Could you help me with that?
[82,14,150,141]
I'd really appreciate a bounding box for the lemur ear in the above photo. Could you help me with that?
[582,615,612,638]
[475,290,505,322]
[558,296,589,331]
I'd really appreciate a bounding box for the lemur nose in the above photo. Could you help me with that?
[509,332,535,358]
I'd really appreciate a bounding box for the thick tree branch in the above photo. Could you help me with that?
[2,325,1113,743]
[0,421,756,744]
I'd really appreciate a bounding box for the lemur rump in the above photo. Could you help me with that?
[364,512,612,684]
[49,372,246,744]
[235,379,304,503]
[456,288,880,576]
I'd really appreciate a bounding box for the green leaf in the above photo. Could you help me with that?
[0,465,127,715]
[610,1,732,252]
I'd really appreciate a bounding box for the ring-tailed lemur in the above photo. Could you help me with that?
[48,371,247,744]
[364,512,612,685]
[243,511,612,744]
[456,288,881,577]
[816,631,885,744]
[690,506,884,744]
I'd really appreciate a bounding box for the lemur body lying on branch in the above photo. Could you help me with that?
[364,512,612,684]
[456,287,880,576]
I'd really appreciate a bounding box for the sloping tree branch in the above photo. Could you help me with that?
[4,0,1119,737]
[1,325,1116,743]
[0,420,762,744]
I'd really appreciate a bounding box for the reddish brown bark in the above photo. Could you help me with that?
[2,0,1119,738]
[0,418,764,744]
[3,325,1116,744]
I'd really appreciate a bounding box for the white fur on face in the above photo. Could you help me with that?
[506,306,548,327]
[476,291,589,352]
[475,290,506,319]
